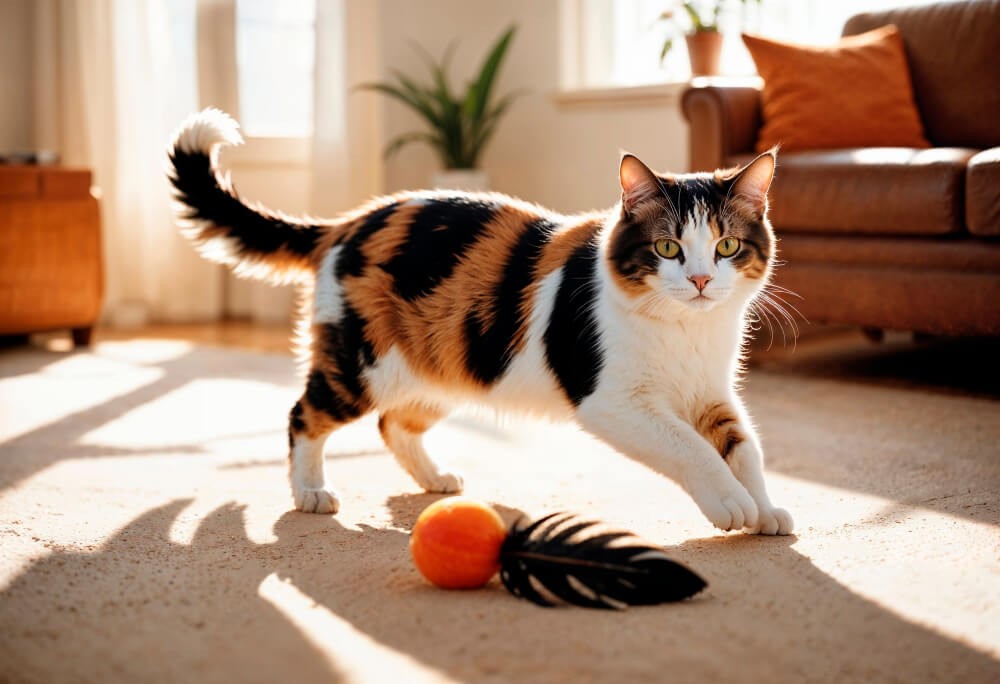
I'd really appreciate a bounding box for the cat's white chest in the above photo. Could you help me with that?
[597,299,740,413]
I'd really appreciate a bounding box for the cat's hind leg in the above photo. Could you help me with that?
[287,369,372,514]
[378,404,463,494]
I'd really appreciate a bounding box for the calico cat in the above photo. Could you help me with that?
[168,108,793,535]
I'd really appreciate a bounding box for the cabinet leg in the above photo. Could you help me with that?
[71,326,94,348]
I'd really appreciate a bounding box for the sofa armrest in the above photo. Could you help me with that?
[681,84,763,171]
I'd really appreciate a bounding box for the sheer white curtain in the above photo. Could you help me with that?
[33,0,224,326]
[31,0,382,327]
[226,0,385,324]
[310,0,383,217]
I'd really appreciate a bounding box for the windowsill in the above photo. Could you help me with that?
[553,75,763,108]
[552,81,689,107]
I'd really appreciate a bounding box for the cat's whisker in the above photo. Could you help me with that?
[657,197,680,225]
[761,284,806,319]
[767,300,790,349]
[747,300,777,350]
[636,289,676,319]
[755,294,792,348]
[763,283,803,300]
[759,293,796,334]
[761,289,809,335]
[756,293,800,350]
[746,303,767,348]
[761,305,781,351]
[765,291,809,325]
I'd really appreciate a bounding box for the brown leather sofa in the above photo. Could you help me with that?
[0,166,103,346]
[682,0,1000,336]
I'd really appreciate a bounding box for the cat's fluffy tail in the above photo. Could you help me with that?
[167,108,323,284]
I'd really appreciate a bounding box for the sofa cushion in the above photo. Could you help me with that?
[730,148,976,236]
[967,148,1000,237]
[844,0,1000,148]
[742,25,928,153]
[775,234,1000,271]
[771,234,1000,336]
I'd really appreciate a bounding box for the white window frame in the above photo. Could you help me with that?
[195,0,312,166]
[558,0,951,104]
[556,0,691,106]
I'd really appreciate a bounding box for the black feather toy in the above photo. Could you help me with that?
[498,512,707,609]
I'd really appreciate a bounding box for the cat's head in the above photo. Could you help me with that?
[607,151,776,313]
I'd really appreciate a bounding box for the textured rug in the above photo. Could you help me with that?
[1,338,998,683]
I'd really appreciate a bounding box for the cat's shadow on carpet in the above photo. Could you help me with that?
[263,507,1000,682]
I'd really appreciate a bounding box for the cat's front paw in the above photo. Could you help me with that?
[419,470,464,494]
[690,481,759,532]
[294,487,340,514]
[746,507,794,535]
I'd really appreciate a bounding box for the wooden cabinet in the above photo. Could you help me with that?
[0,166,103,346]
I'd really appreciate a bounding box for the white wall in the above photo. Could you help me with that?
[374,0,689,214]
[0,0,35,153]
[0,0,690,323]
[1,0,690,213]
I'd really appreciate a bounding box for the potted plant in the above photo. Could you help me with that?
[359,26,519,191]
[658,1,760,76]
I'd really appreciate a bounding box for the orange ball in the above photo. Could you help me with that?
[410,497,509,589]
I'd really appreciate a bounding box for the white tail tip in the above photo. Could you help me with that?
[172,107,243,155]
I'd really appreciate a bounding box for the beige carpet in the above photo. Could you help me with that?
[1,336,998,683]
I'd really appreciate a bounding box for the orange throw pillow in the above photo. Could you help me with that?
[743,25,930,153]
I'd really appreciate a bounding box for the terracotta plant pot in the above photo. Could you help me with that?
[685,31,724,76]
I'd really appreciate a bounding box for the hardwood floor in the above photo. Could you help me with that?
[97,321,295,354]
[23,320,296,355]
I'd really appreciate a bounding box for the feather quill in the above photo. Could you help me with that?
[498,512,707,609]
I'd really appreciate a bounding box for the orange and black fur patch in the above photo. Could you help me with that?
[694,402,745,460]
[169,126,609,430]
[167,110,794,532]
[168,128,771,462]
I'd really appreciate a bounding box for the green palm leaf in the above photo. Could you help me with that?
[357,26,519,170]
[682,3,706,31]
[463,26,517,123]
[383,132,442,159]
[355,82,440,129]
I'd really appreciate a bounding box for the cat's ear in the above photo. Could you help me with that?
[620,153,662,213]
[728,149,776,216]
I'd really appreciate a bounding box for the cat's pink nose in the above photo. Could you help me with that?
[689,274,713,292]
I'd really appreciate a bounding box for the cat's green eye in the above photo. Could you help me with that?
[716,237,741,258]
[654,239,681,259]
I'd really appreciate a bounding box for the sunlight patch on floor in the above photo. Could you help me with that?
[769,472,1000,659]
[94,339,194,365]
[259,572,460,684]
[2,438,997,664]
[0,362,163,444]
[76,378,292,450]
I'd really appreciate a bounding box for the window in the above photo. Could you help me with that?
[564,0,950,90]
[235,0,316,137]
[166,0,198,102]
